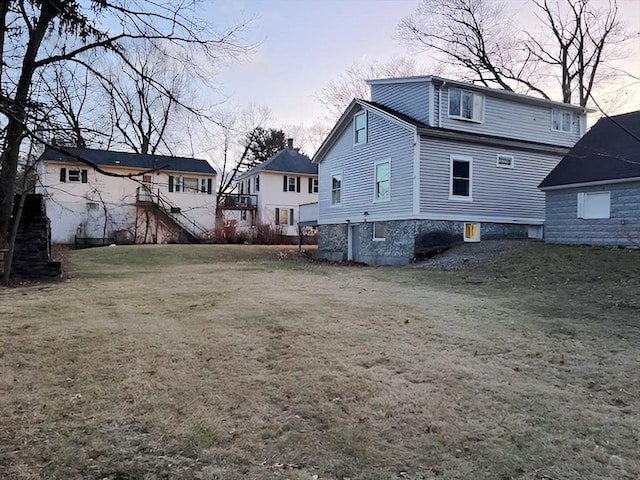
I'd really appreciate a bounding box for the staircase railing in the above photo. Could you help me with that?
[137,186,211,240]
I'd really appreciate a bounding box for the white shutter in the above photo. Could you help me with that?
[472,94,484,122]
[577,192,585,218]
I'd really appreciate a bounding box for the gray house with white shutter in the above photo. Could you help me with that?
[311,75,588,265]
[539,110,640,246]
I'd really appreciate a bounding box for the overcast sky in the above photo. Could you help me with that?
[211,0,640,128]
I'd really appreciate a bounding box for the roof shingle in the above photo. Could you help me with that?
[539,111,640,188]
[39,147,216,175]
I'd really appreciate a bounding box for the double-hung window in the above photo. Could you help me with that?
[331,173,342,206]
[354,111,367,145]
[374,159,390,201]
[450,156,472,199]
[552,110,572,133]
[182,177,199,193]
[449,88,484,122]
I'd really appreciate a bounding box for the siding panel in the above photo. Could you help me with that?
[419,137,562,222]
[545,182,640,246]
[371,83,430,125]
[318,109,415,224]
[440,87,583,147]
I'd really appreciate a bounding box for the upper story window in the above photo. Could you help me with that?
[374,160,390,201]
[354,111,367,145]
[308,177,319,194]
[331,173,342,206]
[254,175,260,192]
[60,167,88,183]
[182,177,199,193]
[552,109,573,133]
[283,175,300,192]
[449,88,484,123]
[450,155,472,200]
[168,175,213,194]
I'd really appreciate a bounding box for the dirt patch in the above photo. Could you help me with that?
[1,244,639,479]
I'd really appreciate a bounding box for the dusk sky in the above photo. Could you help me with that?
[211,0,640,130]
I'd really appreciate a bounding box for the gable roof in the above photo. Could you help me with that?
[39,147,216,175]
[313,98,570,163]
[313,99,422,163]
[237,147,317,180]
[539,111,640,189]
[367,75,591,113]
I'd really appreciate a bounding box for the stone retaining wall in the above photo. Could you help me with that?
[9,194,62,279]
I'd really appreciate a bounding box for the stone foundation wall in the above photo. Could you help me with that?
[317,223,348,261]
[9,195,62,278]
[318,219,528,265]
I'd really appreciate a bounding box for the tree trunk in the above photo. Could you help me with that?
[3,191,27,286]
[0,2,59,245]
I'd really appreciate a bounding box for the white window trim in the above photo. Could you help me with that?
[551,109,573,133]
[353,111,367,146]
[312,178,319,193]
[372,221,386,242]
[330,171,342,207]
[448,88,484,123]
[577,191,611,219]
[449,154,473,201]
[373,158,391,203]
[496,154,514,169]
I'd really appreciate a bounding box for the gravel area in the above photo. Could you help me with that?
[414,238,538,270]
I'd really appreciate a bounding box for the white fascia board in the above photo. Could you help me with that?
[540,176,640,191]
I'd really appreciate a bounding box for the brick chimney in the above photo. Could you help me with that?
[287,138,294,149]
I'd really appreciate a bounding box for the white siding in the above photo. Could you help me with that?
[318,108,415,224]
[370,83,430,125]
[241,171,318,236]
[37,162,216,243]
[419,137,561,222]
[440,87,583,147]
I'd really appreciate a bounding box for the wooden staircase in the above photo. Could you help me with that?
[0,249,7,275]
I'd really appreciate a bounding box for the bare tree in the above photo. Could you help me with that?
[317,57,425,122]
[398,0,629,106]
[99,42,198,155]
[0,0,250,247]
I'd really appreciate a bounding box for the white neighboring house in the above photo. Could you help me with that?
[36,147,217,245]
[223,139,318,237]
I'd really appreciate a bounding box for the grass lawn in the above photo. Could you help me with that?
[1,243,639,479]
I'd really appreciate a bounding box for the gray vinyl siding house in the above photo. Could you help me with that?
[539,111,640,247]
[313,75,588,265]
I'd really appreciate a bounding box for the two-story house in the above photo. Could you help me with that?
[225,139,318,238]
[37,147,217,245]
[311,76,588,265]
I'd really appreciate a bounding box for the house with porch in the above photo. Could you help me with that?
[36,147,217,245]
[221,139,318,238]
[309,75,589,264]
[539,110,640,246]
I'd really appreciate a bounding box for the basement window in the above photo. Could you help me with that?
[373,222,386,241]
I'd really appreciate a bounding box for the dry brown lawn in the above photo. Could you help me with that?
[1,243,639,480]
